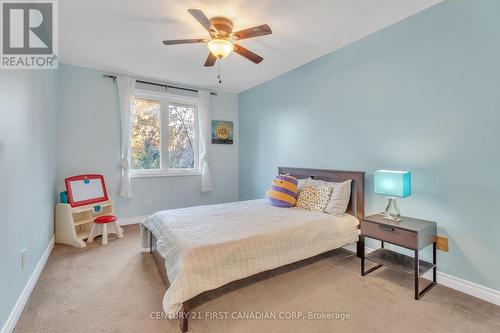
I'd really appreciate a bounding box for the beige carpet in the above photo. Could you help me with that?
[14,225,500,333]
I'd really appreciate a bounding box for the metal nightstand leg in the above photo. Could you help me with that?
[362,263,383,276]
[414,249,420,299]
[433,242,437,282]
[360,235,365,275]
[415,242,437,300]
[361,235,383,276]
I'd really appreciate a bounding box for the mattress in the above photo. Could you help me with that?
[142,199,359,317]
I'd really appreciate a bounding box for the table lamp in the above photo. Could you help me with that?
[374,170,411,222]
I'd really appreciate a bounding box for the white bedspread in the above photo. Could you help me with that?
[142,199,359,316]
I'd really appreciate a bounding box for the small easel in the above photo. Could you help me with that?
[55,174,117,248]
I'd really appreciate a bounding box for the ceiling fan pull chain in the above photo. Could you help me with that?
[218,61,223,86]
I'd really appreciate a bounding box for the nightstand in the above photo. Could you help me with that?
[360,214,437,300]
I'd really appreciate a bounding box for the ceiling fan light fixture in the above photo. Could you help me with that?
[162,10,270,67]
[207,39,234,59]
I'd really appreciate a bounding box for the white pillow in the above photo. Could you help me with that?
[297,178,310,190]
[307,178,325,186]
[324,180,352,215]
[297,178,327,192]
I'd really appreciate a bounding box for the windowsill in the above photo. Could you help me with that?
[130,170,201,178]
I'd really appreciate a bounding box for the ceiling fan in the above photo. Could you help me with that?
[162,9,272,67]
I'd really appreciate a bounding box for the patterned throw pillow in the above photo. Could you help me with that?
[296,184,333,212]
[266,174,298,207]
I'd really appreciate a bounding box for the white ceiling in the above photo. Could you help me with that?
[59,0,441,93]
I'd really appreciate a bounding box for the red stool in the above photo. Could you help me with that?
[87,215,123,245]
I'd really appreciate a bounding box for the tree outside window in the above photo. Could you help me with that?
[131,96,198,174]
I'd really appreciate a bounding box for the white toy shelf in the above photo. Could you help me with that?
[55,174,117,248]
[55,200,114,248]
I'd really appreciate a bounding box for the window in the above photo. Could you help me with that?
[130,90,199,177]
[168,103,196,169]
[131,98,161,170]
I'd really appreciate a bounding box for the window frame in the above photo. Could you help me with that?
[130,89,201,178]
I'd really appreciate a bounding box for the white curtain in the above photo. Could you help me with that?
[198,90,213,192]
[117,76,136,198]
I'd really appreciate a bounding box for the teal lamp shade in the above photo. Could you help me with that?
[374,170,411,198]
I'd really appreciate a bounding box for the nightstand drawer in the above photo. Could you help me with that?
[362,220,417,249]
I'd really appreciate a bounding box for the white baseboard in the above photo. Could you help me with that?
[118,215,147,226]
[344,244,500,307]
[0,216,145,333]
[421,270,500,306]
[1,236,55,333]
[343,243,362,253]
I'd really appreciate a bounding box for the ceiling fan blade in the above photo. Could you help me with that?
[234,44,263,64]
[232,24,272,40]
[162,38,207,45]
[204,52,217,67]
[188,9,217,34]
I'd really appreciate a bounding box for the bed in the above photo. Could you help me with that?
[142,167,365,332]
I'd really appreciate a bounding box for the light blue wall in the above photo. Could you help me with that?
[57,64,239,218]
[0,70,58,327]
[239,0,500,291]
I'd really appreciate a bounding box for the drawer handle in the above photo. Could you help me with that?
[378,225,395,232]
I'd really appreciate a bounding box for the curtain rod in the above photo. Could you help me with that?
[103,74,217,96]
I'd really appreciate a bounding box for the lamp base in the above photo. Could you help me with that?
[378,197,402,222]
[377,213,402,222]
